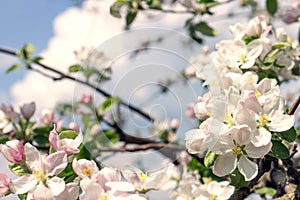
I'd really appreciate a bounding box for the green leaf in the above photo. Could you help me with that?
[194,21,218,37]
[33,126,52,135]
[97,129,120,146]
[58,162,75,178]
[6,64,23,74]
[8,163,27,176]
[59,130,78,139]
[269,140,290,159]
[149,0,162,9]
[229,169,250,187]
[255,187,276,197]
[187,157,205,172]
[69,64,83,73]
[266,0,277,16]
[275,127,297,143]
[110,2,126,18]
[33,135,49,147]
[204,151,217,168]
[0,135,11,144]
[31,56,43,63]
[17,43,35,61]
[18,194,27,200]
[77,145,93,160]
[98,97,120,115]
[126,11,138,28]
[243,35,259,45]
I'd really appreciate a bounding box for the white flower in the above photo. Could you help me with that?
[198,180,235,200]
[10,143,67,197]
[240,92,295,147]
[122,164,174,191]
[212,126,272,181]
[72,158,99,179]
[216,40,263,70]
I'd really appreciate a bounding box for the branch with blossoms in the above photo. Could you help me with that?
[1,8,300,200]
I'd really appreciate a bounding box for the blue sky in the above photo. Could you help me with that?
[0,0,75,102]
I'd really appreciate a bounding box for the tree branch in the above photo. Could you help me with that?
[0,47,154,122]
[98,143,184,152]
[289,95,300,115]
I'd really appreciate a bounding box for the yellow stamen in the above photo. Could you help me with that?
[240,54,248,64]
[247,76,255,83]
[139,172,147,184]
[98,194,108,200]
[33,170,46,182]
[258,112,269,127]
[232,146,243,156]
[203,177,212,184]
[255,90,261,98]
[224,112,235,126]
[82,168,92,177]
[210,194,217,200]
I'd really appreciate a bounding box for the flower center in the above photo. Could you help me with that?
[258,112,269,127]
[224,112,235,127]
[255,89,261,98]
[33,169,47,182]
[232,146,243,156]
[210,194,217,200]
[139,172,147,184]
[82,168,92,177]
[239,54,248,64]
[98,194,108,200]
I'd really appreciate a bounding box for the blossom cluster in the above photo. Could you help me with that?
[185,15,298,181]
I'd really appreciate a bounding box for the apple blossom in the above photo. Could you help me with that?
[79,94,93,104]
[10,143,68,197]
[72,158,99,179]
[49,127,83,155]
[0,139,25,163]
[40,109,54,125]
[240,92,295,146]
[20,102,36,120]
[197,180,235,200]
[0,173,10,196]
[69,122,79,132]
[212,126,272,181]
[122,164,174,192]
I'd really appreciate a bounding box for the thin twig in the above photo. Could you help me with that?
[0,47,154,122]
[98,143,184,152]
[288,95,300,115]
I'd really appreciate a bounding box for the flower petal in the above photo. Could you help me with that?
[213,153,237,177]
[245,142,272,158]
[10,174,37,194]
[24,143,41,171]
[238,156,258,181]
[45,151,67,176]
[250,128,271,147]
[47,177,65,196]
[33,185,54,200]
[269,115,295,132]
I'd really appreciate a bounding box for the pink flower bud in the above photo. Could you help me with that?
[79,94,92,104]
[185,103,195,118]
[20,102,36,120]
[0,173,10,196]
[40,109,54,125]
[170,119,180,130]
[0,104,20,123]
[0,139,25,163]
[69,122,79,132]
[55,119,64,132]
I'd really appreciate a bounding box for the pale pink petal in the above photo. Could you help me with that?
[72,158,99,179]
[245,142,272,158]
[213,153,237,177]
[45,151,67,176]
[49,129,60,151]
[94,167,121,191]
[10,174,37,194]
[80,178,104,200]
[269,115,295,132]
[24,143,41,171]
[33,185,54,200]
[105,182,135,192]
[0,173,10,196]
[250,128,271,147]
[47,177,65,196]
[238,156,258,181]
